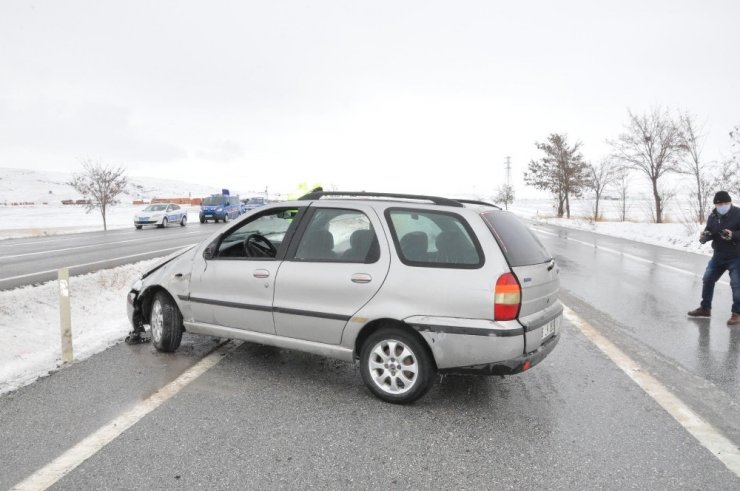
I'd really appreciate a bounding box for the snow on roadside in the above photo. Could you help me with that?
[0,204,201,240]
[509,199,714,257]
[0,258,158,395]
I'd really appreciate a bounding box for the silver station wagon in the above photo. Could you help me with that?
[127,192,562,403]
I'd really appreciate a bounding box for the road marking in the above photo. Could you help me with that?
[0,230,207,260]
[0,234,201,260]
[0,244,196,284]
[563,306,740,478]
[10,341,239,491]
[533,226,730,286]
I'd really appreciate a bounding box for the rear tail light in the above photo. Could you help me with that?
[494,272,521,321]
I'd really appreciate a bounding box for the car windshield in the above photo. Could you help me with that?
[143,204,167,212]
[202,196,224,206]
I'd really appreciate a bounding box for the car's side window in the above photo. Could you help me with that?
[292,208,379,263]
[386,209,483,268]
[215,208,300,260]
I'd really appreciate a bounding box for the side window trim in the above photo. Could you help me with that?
[384,207,485,269]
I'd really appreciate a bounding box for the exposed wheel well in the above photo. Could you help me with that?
[354,318,437,369]
[138,286,178,326]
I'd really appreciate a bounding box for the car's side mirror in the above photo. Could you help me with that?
[203,239,219,260]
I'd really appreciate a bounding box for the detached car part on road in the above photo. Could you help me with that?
[133,203,187,229]
[127,192,562,403]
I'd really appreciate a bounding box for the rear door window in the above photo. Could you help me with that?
[481,211,551,266]
[386,209,483,268]
[292,208,380,263]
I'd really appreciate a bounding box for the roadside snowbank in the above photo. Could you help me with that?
[510,199,712,256]
[0,204,201,240]
[0,258,158,395]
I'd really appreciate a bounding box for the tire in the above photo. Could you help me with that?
[150,291,183,352]
[223,213,229,223]
[180,215,187,227]
[199,216,206,224]
[359,327,435,404]
[135,225,142,230]
[159,217,168,229]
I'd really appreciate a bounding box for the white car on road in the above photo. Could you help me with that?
[134,203,188,229]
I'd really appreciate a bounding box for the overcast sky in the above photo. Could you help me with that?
[1,0,738,197]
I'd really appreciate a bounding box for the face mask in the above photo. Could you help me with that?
[717,204,731,215]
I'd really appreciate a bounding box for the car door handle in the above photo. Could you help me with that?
[253,269,270,278]
[351,273,372,284]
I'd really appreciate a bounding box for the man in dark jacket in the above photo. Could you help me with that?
[688,191,740,325]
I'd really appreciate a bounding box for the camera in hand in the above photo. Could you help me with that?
[721,229,732,240]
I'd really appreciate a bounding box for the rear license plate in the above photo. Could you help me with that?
[542,317,560,340]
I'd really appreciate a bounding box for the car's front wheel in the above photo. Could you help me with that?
[359,327,435,404]
[150,291,183,352]
[159,217,168,229]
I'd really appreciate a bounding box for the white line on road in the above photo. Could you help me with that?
[563,306,740,478]
[10,341,239,491]
[0,230,206,260]
[533,226,730,286]
[0,244,196,283]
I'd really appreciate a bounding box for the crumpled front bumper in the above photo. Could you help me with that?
[126,289,145,331]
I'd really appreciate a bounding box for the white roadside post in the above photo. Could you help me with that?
[58,268,74,364]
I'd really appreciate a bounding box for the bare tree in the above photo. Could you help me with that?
[616,171,631,222]
[69,160,128,231]
[712,158,740,200]
[493,184,515,210]
[524,133,589,218]
[610,107,685,223]
[587,158,621,221]
[677,111,711,223]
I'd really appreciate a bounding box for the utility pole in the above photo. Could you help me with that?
[504,156,512,187]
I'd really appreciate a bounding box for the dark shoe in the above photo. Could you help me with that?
[688,307,711,317]
[728,313,740,326]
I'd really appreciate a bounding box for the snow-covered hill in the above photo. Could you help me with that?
[0,167,222,205]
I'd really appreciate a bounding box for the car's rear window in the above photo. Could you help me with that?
[481,211,551,266]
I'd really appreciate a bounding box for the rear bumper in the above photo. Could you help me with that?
[407,313,561,373]
[439,332,560,375]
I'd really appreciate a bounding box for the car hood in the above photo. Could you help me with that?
[142,244,197,279]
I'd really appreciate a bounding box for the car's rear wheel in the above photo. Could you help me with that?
[150,291,183,352]
[360,327,435,404]
[180,215,187,227]
[223,213,229,223]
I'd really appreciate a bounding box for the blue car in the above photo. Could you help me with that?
[240,196,269,214]
[199,193,241,223]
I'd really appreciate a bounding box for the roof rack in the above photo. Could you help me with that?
[297,191,464,207]
[454,199,501,209]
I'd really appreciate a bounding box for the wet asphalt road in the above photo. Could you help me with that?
[1,325,738,490]
[0,223,218,290]
[1,224,739,488]
[531,223,739,402]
